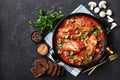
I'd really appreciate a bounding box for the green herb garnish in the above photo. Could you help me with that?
[29,9,64,34]
[81,24,85,26]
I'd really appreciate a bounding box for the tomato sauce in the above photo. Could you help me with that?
[54,15,105,66]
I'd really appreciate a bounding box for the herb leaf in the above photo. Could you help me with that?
[29,9,64,34]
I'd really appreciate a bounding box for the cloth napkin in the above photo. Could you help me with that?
[44,4,93,77]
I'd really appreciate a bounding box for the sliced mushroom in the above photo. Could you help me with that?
[110,22,117,30]
[94,7,100,13]
[88,2,97,10]
[106,9,112,16]
[99,11,106,18]
[107,16,114,23]
[99,1,107,9]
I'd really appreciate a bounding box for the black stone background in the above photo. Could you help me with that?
[0,0,120,80]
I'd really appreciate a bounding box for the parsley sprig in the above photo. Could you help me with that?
[29,9,64,34]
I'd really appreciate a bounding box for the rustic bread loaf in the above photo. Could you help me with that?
[31,58,65,78]
[47,61,54,74]
[34,58,49,70]
[56,65,61,76]
[50,64,58,76]
[31,65,46,78]
[60,66,65,76]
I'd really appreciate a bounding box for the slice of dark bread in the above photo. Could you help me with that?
[31,58,65,78]
[31,65,46,78]
[47,61,54,74]
[34,58,49,71]
[50,64,58,76]
[59,66,65,76]
[56,65,61,76]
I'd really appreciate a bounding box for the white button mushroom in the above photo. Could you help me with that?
[107,16,114,23]
[94,7,100,13]
[88,2,97,10]
[110,22,117,30]
[99,11,106,18]
[99,1,107,9]
[106,9,112,16]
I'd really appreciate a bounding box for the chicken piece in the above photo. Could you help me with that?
[59,26,72,32]
[86,35,97,56]
[63,40,84,53]
[57,26,72,38]
[75,17,92,32]
[88,35,97,45]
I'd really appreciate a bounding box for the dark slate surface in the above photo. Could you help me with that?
[0,0,120,80]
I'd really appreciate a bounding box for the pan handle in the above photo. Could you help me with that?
[49,49,60,63]
[52,53,60,63]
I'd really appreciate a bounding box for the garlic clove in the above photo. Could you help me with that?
[106,9,112,16]
[110,22,117,30]
[94,7,100,13]
[99,11,106,18]
[107,16,114,23]
[88,2,97,10]
[99,1,107,9]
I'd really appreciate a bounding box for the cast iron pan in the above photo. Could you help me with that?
[52,13,107,68]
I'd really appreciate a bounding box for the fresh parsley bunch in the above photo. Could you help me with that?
[29,9,64,34]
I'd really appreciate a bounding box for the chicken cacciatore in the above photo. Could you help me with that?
[54,15,105,67]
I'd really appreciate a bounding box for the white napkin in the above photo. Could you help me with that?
[44,4,93,77]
